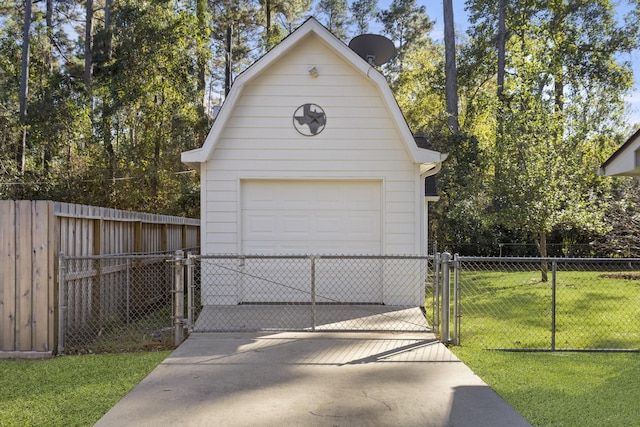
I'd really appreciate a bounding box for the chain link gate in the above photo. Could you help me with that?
[58,253,178,354]
[183,254,438,334]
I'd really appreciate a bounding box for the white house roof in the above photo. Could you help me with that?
[181,17,447,173]
[598,128,640,176]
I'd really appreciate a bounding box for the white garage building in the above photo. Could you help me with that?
[182,18,447,306]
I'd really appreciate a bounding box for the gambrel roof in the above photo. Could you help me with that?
[182,17,447,174]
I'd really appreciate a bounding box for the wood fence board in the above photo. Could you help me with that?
[0,201,16,351]
[74,204,82,257]
[15,201,33,351]
[47,201,55,352]
[82,204,92,256]
[32,201,52,352]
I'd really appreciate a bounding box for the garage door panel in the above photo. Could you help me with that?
[348,214,380,236]
[282,215,311,234]
[315,214,345,236]
[243,243,312,255]
[245,215,276,234]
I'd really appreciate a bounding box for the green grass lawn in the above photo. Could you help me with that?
[456,269,640,350]
[0,351,170,427]
[445,266,640,426]
[451,347,640,427]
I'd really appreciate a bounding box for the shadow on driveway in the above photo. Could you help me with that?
[95,332,532,427]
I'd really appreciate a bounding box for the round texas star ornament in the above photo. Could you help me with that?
[293,103,326,136]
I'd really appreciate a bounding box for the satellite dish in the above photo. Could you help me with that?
[348,34,396,66]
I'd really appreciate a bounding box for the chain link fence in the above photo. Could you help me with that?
[190,255,435,332]
[58,253,179,354]
[58,252,640,354]
[451,257,640,351]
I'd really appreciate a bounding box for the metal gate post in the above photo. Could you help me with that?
[551,260,557,351]
[453,253,460,345]
[310,256,316,331]
[434,253,441,334]
[440,252,451,343]
[126,258,131,324]
[173,250,185,346]
[186,252,195,332]
[57,253,67,354]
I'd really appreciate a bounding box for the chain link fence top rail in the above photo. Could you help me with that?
[190,255,436,333]
[58,253,178,354]
[454,257,640,351]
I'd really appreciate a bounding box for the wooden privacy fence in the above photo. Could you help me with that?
[0,200,199,358]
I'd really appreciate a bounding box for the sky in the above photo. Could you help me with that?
[374,0,640,127]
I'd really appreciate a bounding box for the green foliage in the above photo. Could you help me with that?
[315,0,349,40]
[349,0,377,34]
[378,0,433,77]
[590,178,640,257]
[0,0,206,214]
[3,0,640,250]
[88,0,203,213]
[434,0,639,255]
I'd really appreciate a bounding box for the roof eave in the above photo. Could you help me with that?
[601,127,640,170]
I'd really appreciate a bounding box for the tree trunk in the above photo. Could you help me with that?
[196,0,207,97]
[102,112,116,204]
[493,0,507,205]
[537,231,548,282]
[45,0,53,74]
[265,0,271,46]
[17,0,32,194]
[554,77,564,113]
[43,0,54,174]
[443,0,459,133]
[85,0,93,88]
[225,26,232,97]
[495,0,506,176]
[497,0,506,103]
[104,0,112,60]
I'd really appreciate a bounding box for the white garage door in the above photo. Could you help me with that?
[240,180,382,303]
[241,180,381,254]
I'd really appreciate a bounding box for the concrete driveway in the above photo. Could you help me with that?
[95,332,532,427]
